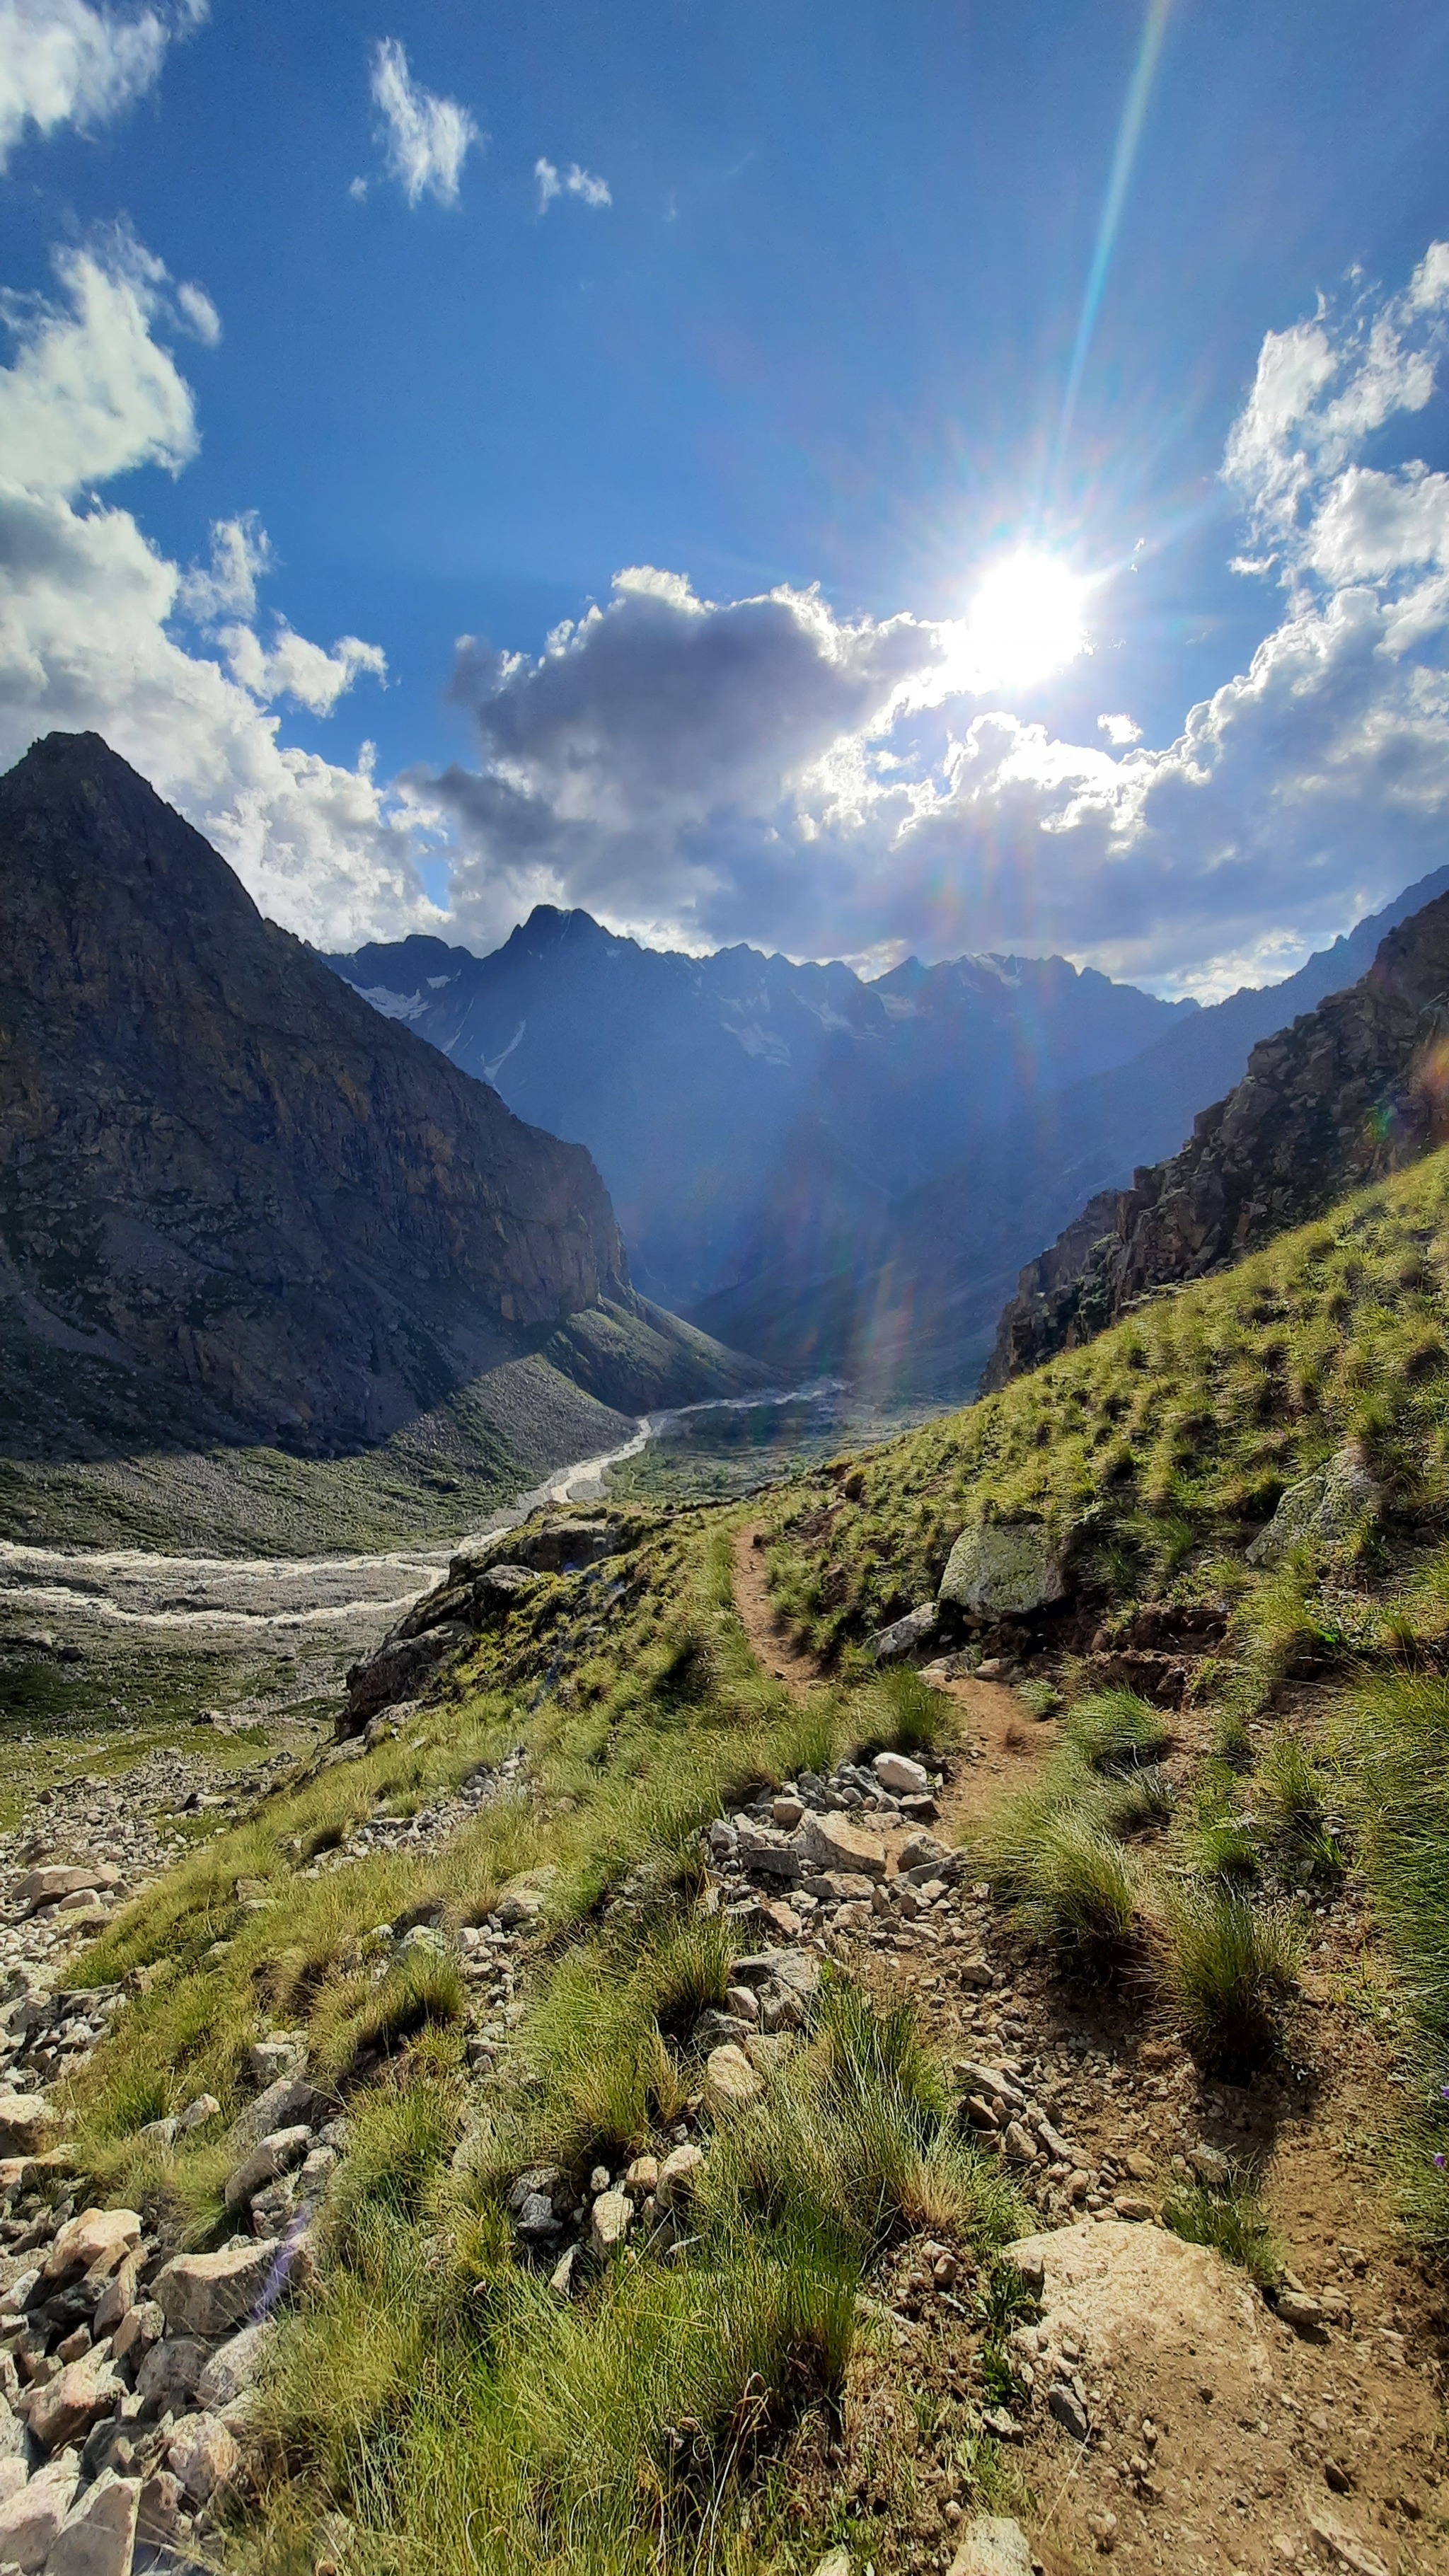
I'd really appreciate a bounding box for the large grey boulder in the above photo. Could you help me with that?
[938,1523,1065,1621]
[153,2238,282,2340]
[865,1602,939,1663]
[227,2072,321,2156]
[342,1624,470,1728]
[1246,1447,1380,1566]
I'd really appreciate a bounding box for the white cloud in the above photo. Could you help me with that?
[369,37,478,209]
[0,0,203,168]
[173,278,220,345]
[423,239,1449,993]
[0,228,433,949]
[536,154,611,213]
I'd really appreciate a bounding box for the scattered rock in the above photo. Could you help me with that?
[27,2354,122,2453]
[166,2410,241,2506]
[42,2209,140,2284]
[0,2097,55,2158]
[1047,2379,1090,2441]
[948,2514,1034,2575]
[589,2191,633,2256]
[0,2449,79,2570]
[702,2045,762,2117]
[1246,1448,1380,1567]
[195,2321,275,2412]
[873,1750,930,1797]
[45,2466,140,2576]
[797,1812,887,1882]
[224,2123,312,2213]
[866,1604,938,1665]
[656,2144,705,2208]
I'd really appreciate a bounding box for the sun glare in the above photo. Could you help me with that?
[965,550,1088,690]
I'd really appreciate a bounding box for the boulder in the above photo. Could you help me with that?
[134,2338,207,2416]
[227,2073,321,2156]
[731,1819,802,1885]
[702,2045,762,2117]
[0,2098,55,2158]
[949,2516,1034,2575]
[874,1750,930,1796]
[0,2395,24,2461]
[13,1869,100,1917]
[224,2124,313,2213]
[28,2357,122,2454]
[865,1603,939,1664]
[1246,1447,1380,1566]
[165,2410,240,2507]
[938,1523,1065,1620]
[655,2144,705,2208]
[246,2037,304,2088]
[693,2009,753,2054]
[42,2211,141,2286]
[177,2092,221,2134]
[797,1811,887,1882]
[134,2473,183,2552]
[90,2260,137,2339]
[43,2467,140,2576]
[589,2191,633,2256]
[110,2301,163,2366]
[0,2453,79,2572]
[153,2238,282,2340]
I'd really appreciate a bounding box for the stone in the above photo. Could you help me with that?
[797,1811,887,1882]
[0,2456,23,2500]
[152,2238,282,2340]
[589,2191,633,2256]
[731,1820,802,1885]
[133,2470,183,2551]
[1047,2379,1091,2440]
[42,2212,141,2286]
[343,1624,471,1727]
[1002,2120,1036,2164]
[1275,2289,1324,2334]
[13,1869,100,1916]
[195,2319,275,2413]
[224,2123,312,2212]
[27,2357,122,2453]
[1186,2143,1230,2190]
[743,2031,794,2074]
[495,1885,546,1930]
[702,2046,762,2117]
[177,2093,221,2134]
[1305,2509,1391,2576]
[0,2099,54,2159]
[246,2037,304,2088]
[166,2410,240,2506]
[0,2398,22,2463]
[623,2156,659,2199]
[43,2468,139,2576]
[770,1796,804,1828]
[0,2453,79,2571]
[1112,2195,1154,2223]
[548,2246,578,2300]
[948,2517,1034,2576]
[723,1985,761,2025]
[939,1523,1066,1620]
[110,2302,163,2366]
[813,2553,851,2576]
[656,2144,704,2208]
[134,2338,208,2415]
[874,1749,930,1796]
[1246,1447,1380,1567]
[693,2009,753,2053]
[226,2074,321,2156]
[865,1603,939,1665]
[136,2118,178,2154]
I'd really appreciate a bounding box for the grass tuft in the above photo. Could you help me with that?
[1160,1888,1302,2074]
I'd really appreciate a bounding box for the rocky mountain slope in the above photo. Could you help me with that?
[328,907,1194,1318]
[0,736,756,1487]
[983,879,1449,1387]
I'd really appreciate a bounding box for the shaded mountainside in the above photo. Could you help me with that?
[984,881,1449,1387]
[692,862,1449,1394]
[0,736,760,1494]
[327,906,1195,1316]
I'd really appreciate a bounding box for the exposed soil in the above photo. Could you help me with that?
[732,1523,832,1696]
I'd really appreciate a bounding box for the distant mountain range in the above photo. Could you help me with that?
[0,736,758,1475]
[984,880,1449,1386]
[330,865,1449,1394]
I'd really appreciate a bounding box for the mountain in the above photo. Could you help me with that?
[328,909,1195,1317]
[691,862,1449,1392]
[983,882,1449,1386]
[0,734,758,1477]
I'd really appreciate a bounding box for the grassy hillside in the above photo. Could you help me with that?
[27,1147,1449,2570]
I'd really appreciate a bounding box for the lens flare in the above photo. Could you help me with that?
[964,550,1089,690]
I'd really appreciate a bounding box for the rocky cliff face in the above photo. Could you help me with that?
[0,734,632,1450]
[983,886,1449,1387]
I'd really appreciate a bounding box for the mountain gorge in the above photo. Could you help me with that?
[333,868,1449,1394]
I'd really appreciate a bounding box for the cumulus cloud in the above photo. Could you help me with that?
[0,228,435,948]
[0,0,203,168]
[534,155,611,213]
[423,240,1449,993]
[369,37,478,208]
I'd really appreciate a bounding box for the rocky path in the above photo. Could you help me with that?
[725,1547,1448,2575]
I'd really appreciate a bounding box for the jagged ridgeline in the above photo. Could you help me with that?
[0,734,761,1549]
[33,1145,1449,2571]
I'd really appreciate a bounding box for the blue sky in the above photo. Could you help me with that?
[4,0,1449,993]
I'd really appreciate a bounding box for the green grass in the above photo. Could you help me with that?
[1160,1888,1303,2074]
[1162,2173,1283,2289]
[1060,1689,1173,1774]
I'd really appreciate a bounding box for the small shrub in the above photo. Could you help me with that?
[1162,1890,1301,2072]
[1062,1691,1172,1774]
[1162,2174,1282,2287]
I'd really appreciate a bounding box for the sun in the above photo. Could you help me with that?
[964,549,1088,691]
